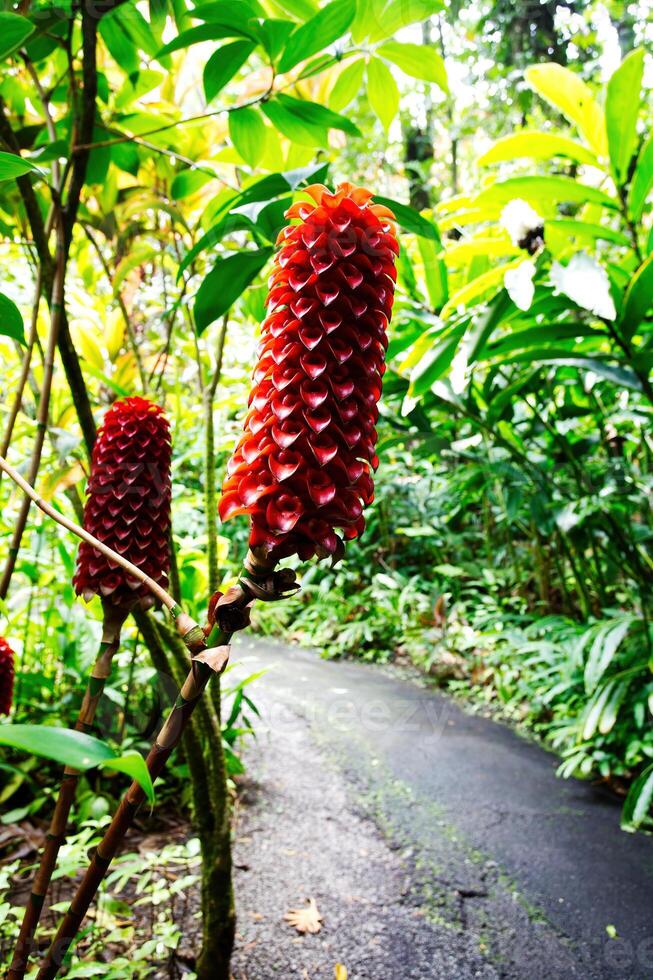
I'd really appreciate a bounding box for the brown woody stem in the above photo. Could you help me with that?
[35,551,287,980]
[7,602,128,980]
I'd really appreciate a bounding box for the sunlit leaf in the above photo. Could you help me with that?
[0,12,35,61]
[525,63,607,157]
[203,39,256,102]
[0,293,25,345]
[366,57,399,132]
[478,131,598,168]
[229,106,267,166]
[377,40,447,92]
[606,48,644,186]
[277,0,356,73]
[194,247,273,332]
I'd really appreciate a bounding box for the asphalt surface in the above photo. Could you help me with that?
[228,638,653,980]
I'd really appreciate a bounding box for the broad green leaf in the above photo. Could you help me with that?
[177,213,254,280]
[277,0,356,73]
[474,176,617,210]
[362,0,444,43]
[478,131,598,168]
[622,763,653,830]
[546,219,630,248]
[606,48,644,186]
[373,195,440,242]
[170,169,216,199]
[628,131,653,221]
[525,63,607,157]
[0,293,25,345]
[194,248,273,332]
[0,12,35,61]
[229,106,267,166]
[0,150,42,182]
[441,259,523,319]
[275,93,360,137]
[0,725,154,802]
[377,40,447,92]
[254,17,295,60]
[261,98,326,146]
[192,0,264,18]
[409,328,465,396]
[367,57,399,132]
[329,58,365,111]
[620,252,653,340]
[418,236,447,310]
[203,39,256,102]
[157,22,254,57]
[584,617,633,693]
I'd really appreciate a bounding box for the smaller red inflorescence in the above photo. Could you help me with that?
[73,397,172,609]
[219,183,399,563]
[0,637,15,715]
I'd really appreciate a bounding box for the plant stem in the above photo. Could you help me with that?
[205,315,228,595]
[35,552,281,980]
[0,209,65,600]
[7,602,128,980]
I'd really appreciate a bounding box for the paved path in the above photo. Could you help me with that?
[229,638,653,980]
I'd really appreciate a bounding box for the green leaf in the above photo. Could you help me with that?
[0,150,42,182]
[622,763,653,830]
[277,0,356,73]
[628,131,653,222]
[377,41,447,92]
[329,58,365,111]
[229,106,267,166]
[606,48,644,186]
[194,248,273,332]
[373,194,441,241]
[478,131,598,168]
[192,0,264,19]
[362,0,444,43]
[108,752,155,805]
[203,39,256,102]
[620,252,653,340]
[261,98,326,146]
[157,22,254,57]
[275,93,361,137]
[0,725,154,802]
[367,57,399,132]
[474,176,617,210]
[0,292,25,345]
[584,616,632,694]
[525,63,607,157]
[177,213,254,280]
[409,328,465,396]
[170,169,215,199]
[0,12,35,61]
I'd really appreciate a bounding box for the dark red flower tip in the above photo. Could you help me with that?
[0,637,15,716]
[219,183,399,563]
[73,397,172,609]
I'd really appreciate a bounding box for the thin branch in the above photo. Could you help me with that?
[0,208,66,600]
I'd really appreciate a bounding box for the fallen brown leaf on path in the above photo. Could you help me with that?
[284,897,323,934]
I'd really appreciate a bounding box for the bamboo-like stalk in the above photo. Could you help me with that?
[205,314,228,596]
[35,552,283,980]
[7,602,129,980]
[0,211,65,600]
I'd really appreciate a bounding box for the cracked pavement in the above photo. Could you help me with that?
[228,638,653,980]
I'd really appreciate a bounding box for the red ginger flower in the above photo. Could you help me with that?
[0,637,14,715]
[74,397,172,609]
[219,183,399,563]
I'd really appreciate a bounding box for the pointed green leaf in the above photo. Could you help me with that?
[377,40,447,92]
[526,63,607,157]
[0,12,35,61]
[373,194,441,241]
[229,106,267,166]
[367,57,399,132]
[606,48,645,186]
[329,58,365,111]
[203,39,256,102]
[0,292,25,345]
[628,131,653,221]
[478,131,598,168]
[194,248,272,332]
[0,150,42,182]
[620,252,653,339]
[277,0,356,73]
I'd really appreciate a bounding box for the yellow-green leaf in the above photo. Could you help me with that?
[366,57,399,132]
[377,41,447,92]
[478,131,598,168]
[606,48,645,186]
[525,63,607,158]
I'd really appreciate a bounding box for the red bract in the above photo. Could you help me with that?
[0,637,14,715]
[74,397,172,608]
[219,183,399,562]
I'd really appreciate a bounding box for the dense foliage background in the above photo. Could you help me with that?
[0,0,653,971]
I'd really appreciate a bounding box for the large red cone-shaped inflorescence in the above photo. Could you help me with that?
[0,637,14,715]
[73,397,172,608]
[219,183,399,563]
